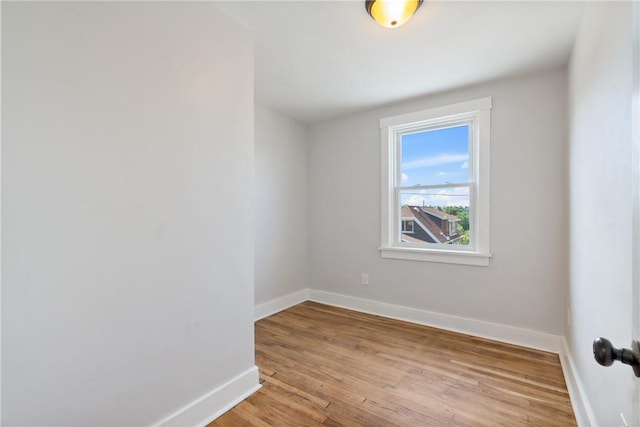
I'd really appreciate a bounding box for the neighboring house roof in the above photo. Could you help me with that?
[421,206,459,222]
[401,205,461,244]
[399,232,428,244]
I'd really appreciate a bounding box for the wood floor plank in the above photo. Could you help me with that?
[260,372,331,409]
[256,382,328,424]
[449,359,569,395]
[209,410,255,427]
[212,301,576,426]
[230,400,275,427]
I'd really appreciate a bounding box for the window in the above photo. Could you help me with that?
[401,220,414,233]
[379,97,492,266]
[448,220,457,238]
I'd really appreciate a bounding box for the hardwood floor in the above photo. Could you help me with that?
[211,301,576,426]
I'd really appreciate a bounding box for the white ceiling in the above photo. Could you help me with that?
[216,1,584,123]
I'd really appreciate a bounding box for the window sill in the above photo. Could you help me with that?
[379,246,491,266]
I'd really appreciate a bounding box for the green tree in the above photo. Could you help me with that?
[457,207,469,231]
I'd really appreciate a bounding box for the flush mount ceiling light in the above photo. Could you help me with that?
[365,0,423,29]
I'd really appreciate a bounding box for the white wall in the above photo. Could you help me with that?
[568,2,636,425]
[308,69,568,335]
[2,3,256,425]
[254,105,308,306]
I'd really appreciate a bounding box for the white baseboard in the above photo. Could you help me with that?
[254,288,309,321]
[559,338,596,426]
[155,365,261,427]
[308,289,564,353]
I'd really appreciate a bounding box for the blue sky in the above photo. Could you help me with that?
[400,125,470,207]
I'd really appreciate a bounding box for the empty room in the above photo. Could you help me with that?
[2,1,639,426]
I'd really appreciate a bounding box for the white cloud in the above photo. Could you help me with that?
[402,154,467,170]
[436,172,446,176]
[461,161,469,169]
[401,173,409,182]
[403,187,469,208]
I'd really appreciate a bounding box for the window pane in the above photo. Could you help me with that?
[400,125,469,186]
[399,187,470,246]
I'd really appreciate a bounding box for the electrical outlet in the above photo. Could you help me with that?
[620,413,629,427]
[361,273,369,286]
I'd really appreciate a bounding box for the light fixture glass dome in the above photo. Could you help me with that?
[365,0,423,29]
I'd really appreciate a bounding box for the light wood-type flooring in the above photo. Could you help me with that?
[211,301,576,426]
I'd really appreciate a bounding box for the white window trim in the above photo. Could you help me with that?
[379,97,492,266]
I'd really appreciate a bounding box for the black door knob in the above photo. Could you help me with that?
[593,337,640,377]
[593,337,616,366]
